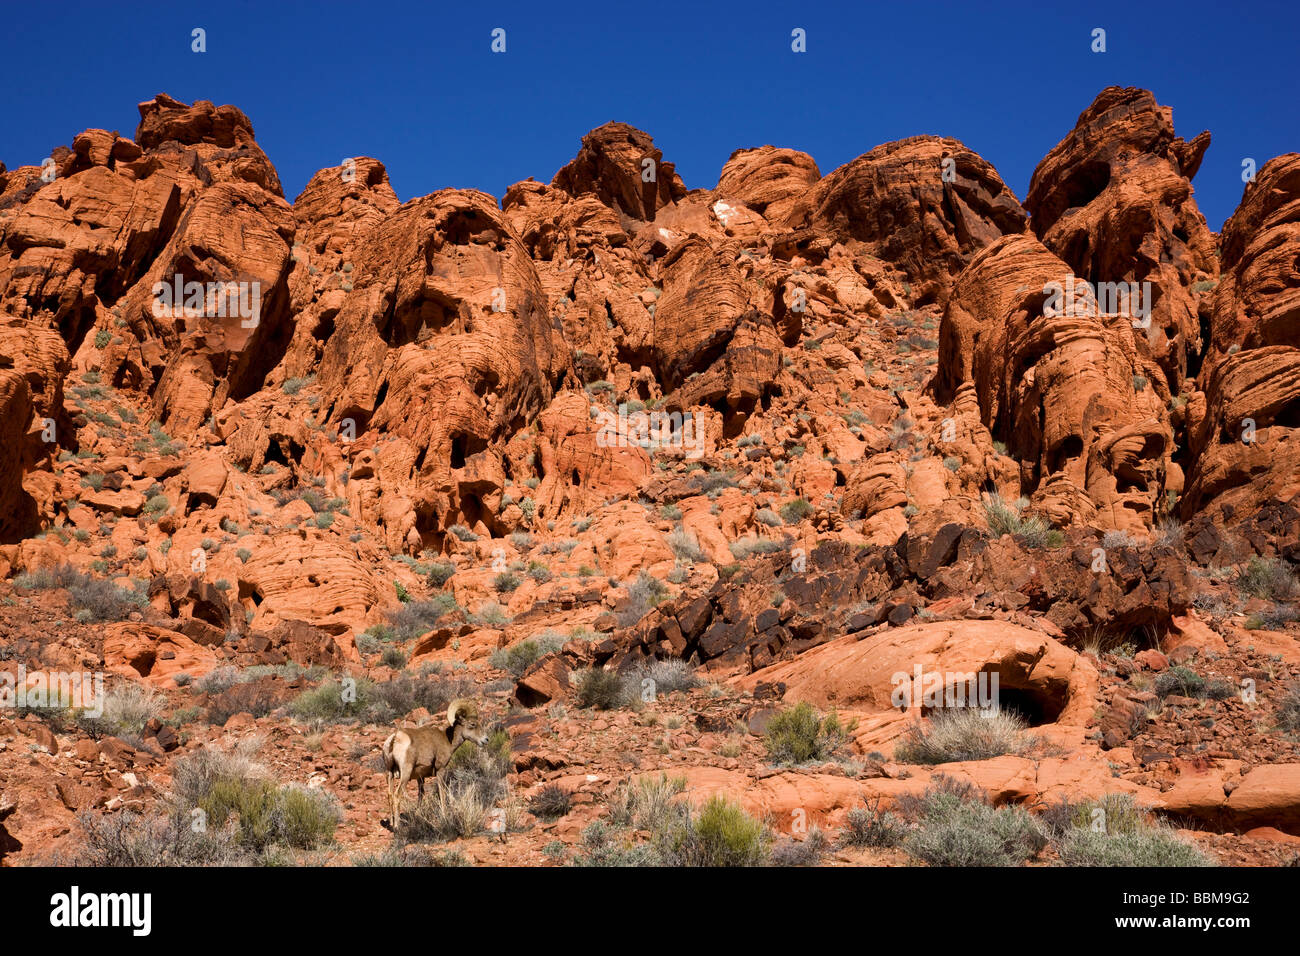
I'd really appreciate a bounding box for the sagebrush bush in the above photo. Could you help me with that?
[77,683,165,743]
[74,809,248,867]
[840,800,908,849]
[1278,683,1300,733]
[200,778,339,851]
[288,679,375,723]
[490,632,565,676]
[1058,827,1212,866]
[659,796,769,867]
[608,773,686,831]
[764,701,853,765]
[770,827,827,867]
[667,527,704,562]
[779,498,812,524]
[981,494,1062,548]
[528,784,572,821]
[729,536,786,560]
[425,561,456,587]
[1051,795,1212,866]
[386,595,460,640]
[901,782,1047,866]
[1237,557,1300,600]
[894,708,1034,765]
[574,668,632,710]
[631,659,698,695]
[618,571,668,626]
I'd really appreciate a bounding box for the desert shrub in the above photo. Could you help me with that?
[840,799,907,849]
[200,777,338,852]
[366,674,474,723]
[288,678,376,724]
[667,527,704,562]
[779,498,812,524]
[1051,794,1211,866]
[1236,557,1300,600]
[386,595,459,640]
[981,494,1062,548]
[195,666,242,695]
[659,504,682,521]
[77,683,165,743]
[618,571,668,626]
[575,821,665,867]
[477,601,509,628]
[901,780,1047,866]
[631,659,698,695]
[490,632,565,676]
[1058,827,1212,866]
[729,536,786,560]
[381,646,407,669]
[769,827,827,867]
[425,561,456,587]
[282,376,313,396]
[448,524,478,542]
[74,809,248,866]
[61,570,146,622]
[1276,684,1300,734]
[607,773,687,831]
[203,681,282,726]
[574,668,633,710]
[352,846,469,867]
[528,784,572,821]
[493,571,521,593]
[754,507,781,527]
[764,701,853,765]
[658,796,769,867]
[894,708,1033,765]
[169,741,265,807]
[1154,666,1207,698]
[1245,605,1300,630]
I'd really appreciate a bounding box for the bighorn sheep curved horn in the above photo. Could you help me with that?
[381,698,489,826]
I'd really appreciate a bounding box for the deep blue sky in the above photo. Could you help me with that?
[4,0,1297,230]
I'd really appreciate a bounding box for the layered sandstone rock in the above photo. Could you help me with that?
[779,135,1027,306]
[1025,87,1217,392]
[552,122,687,226]
[1184,154,1300,520]
[933,233,1175,529]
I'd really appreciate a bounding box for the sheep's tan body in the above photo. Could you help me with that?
[382,698,487,825]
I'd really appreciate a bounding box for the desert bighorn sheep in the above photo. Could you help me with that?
[382,698,488,825]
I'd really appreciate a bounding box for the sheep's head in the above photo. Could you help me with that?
[447,698,488,746]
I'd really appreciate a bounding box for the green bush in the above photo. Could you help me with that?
[981,494,1062,548]
[1236,557,1300,601]
[574,668,631,710]
[288,679,375,723]
[490,632,564,677]
[660,796,769,867]
[426,562,456,587]
[779,498,812,524]
[764,701,852,765]
[200,777,338,851]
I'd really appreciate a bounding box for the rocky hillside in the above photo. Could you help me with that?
[2,87,1299,867]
